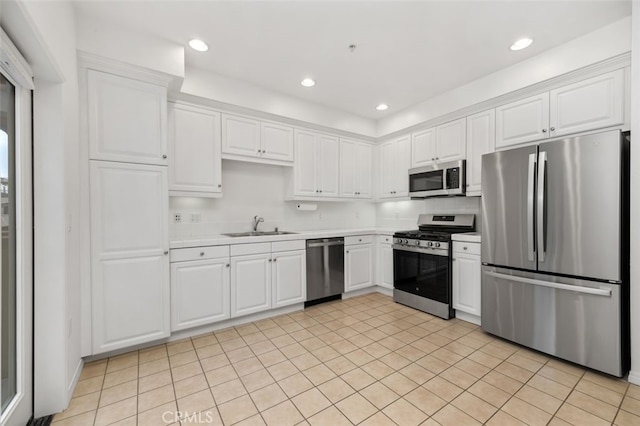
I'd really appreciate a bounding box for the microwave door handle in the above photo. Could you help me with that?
[527,153,536,262]
[537,151,547,262]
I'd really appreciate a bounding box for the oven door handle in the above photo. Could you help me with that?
[392,244,449,257]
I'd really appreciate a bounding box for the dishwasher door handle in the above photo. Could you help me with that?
[307,241,345,248]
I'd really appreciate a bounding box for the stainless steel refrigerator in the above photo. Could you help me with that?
[481,129,629,377]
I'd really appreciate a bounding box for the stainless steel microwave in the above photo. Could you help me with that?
[408,160,466,198]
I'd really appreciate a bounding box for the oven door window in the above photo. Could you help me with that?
[409,170,444,193]
[394,250,449,303]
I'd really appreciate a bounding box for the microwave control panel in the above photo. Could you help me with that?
[445,167,460,189]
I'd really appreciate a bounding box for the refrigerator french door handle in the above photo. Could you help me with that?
[537,151,547,262]
[527,154,536,262]
[485,271,612,297]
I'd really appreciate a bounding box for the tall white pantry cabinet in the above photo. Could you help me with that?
[84,64,171,354]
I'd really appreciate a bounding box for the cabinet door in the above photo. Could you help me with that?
[339,139,356,197]
[272,250,306,308]
[222,114,261,157]
[378,243,394,289]
[452,252,481,317]
[169,104,222,195]
[90,161,169,353]
[394,136,412,197]
[318,134,340,197]
[355,142,372,198]
[261,122,294,162]
[379,142,396,198]
[549,69,624,138]
[436,118,466,162]
[466,109,495,195]
[88,70,167,165]
[496,93,549,149]
[170,258,230,331]
[230,254,271,317]
[345,244,373,291]
[293,130,318,196]
[411,128,436,168]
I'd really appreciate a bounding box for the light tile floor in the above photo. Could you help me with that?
[53,293,640,425]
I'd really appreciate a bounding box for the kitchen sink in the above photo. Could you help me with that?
[222,231,298,237]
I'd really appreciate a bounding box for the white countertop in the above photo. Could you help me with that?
[171,227,402,249]
[451,232,481,243]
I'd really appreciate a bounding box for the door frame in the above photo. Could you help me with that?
[0,26,34,426]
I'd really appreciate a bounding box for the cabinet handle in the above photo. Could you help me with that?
[542,129,547,133]
[463,246,468,250]
[164,250,169,255]
[200,251,205,256]
[226,264,230,268]
[358,239,362,242]
[273,258,277,262]
[550,127,556,131]
[435,157,439,160]
[162,154,167,159]
[346,250,349,253]
[452,259,457,262]
[218,184,222,188]
[268,259,272,262]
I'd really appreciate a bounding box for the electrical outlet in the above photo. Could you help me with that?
[174,213,182,223]
[191,213,201,223]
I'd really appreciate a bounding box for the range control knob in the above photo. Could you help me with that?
[427,241,434,247]
[404,239,409,244]
[414,240,420,246]
[435,242,441,248]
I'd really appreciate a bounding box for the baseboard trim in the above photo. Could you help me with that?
[628,370,640,385]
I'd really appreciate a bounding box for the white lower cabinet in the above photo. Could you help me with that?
[272,250,306,308]
[170,257,230,331]
[345,236,374,292]
[376,235,394,289]
[452,241,481,324]
[230,253,272,317]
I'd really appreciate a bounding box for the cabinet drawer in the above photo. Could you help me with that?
[272,240,305,252]
[171,246,229,262]
[345,235,373,245]
[453,242,481,256]
[377,235,393,245]
[231,242,272,256]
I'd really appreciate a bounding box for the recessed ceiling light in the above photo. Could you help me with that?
[376,104,389,111]
[301,78,316,87]
[189,39,209,52]
[510,38,533,51]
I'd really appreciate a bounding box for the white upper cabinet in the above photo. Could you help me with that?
[261,122,294,162]
[222,113,294,165]
[549,69,624,138]
[411,119,466,168]
[436,118,466,162]
[496,93,550,149]
[379,135,411,198]
[292,130,339,198]
[90,161,170,354]
[87,70,167,165]
[411,128,436,168]
[496,69,625,149]
[169,103,222,197]
[466,109,495,196]
[339,138,372,199]
[318,134,340,197]
[222,114,261,156]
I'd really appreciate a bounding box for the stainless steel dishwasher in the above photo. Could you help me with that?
[305,237,344,305]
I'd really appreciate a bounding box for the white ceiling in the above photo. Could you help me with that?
[73,1,631,120]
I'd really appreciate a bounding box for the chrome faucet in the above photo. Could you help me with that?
[252,215,264,232]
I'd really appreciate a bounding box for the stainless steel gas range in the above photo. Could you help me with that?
[392,214,475,319]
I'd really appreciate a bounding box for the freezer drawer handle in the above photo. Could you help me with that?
[485,271,612,297]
